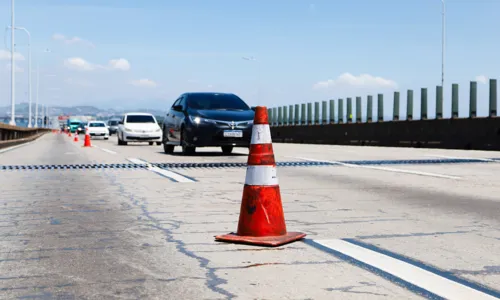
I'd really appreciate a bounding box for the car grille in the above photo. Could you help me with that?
[214,121,250,129]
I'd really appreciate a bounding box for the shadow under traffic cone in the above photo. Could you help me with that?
[73,133,79,142]
[215,106,306,247]
[83,130,91,147]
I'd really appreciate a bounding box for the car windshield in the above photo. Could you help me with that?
[186,94,250,110]
[109,120,118,125]
[126,115,156,123]
[89,123,106,127]
[70,122,80,125]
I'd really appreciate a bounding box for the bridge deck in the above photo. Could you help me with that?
[0,133,499,299]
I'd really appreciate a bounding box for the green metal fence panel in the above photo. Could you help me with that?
[377,94,384,122]
[338,99,344,123]
[470,81,477,118]
[393,91,400,121]
[329,99,335,123]
[347,98,353,123]
[490,79,497,117]
[356,97,362,123]
[307,102,313,125]
[452,83,459,118]
[367,96,373,122]
[314,102,320,124]
[436,86,443,119]
[421,88,428,120]
[407,90,413,121]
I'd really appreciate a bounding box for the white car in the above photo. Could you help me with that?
[86,121,110,140]
[117,112,162,146]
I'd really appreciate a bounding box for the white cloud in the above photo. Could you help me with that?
[108,58,130,71]
[64,57,95,71]
[313,73,398,90]
[130,79,157,88]
[475,75,488,84]
[5,63,23,73]
[0,49,25,61]
[64,57,131,71]
[52,33,95,48]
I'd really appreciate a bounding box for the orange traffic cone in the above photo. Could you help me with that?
[83,129,91,147]
[215,106,306,247]
[73,133,79,142]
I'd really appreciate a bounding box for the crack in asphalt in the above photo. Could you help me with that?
[99,163,236,299]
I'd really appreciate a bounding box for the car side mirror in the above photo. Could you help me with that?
[118,121,123,125]
[173,105,183,112]
[251,106,256,111]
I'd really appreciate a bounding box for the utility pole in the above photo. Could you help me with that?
[9,0,16,126]
[441,0,445,88]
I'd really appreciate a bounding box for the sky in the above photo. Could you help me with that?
[0,0,499,119]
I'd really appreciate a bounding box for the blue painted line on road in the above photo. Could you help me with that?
[303,239,444,299]
[342,238,500,299]
[0,157,498,171]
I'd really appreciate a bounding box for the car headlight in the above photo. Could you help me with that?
[124,127,133,132]
[155,128,161,132]
[78,127,82,131]
[189,116,215,125]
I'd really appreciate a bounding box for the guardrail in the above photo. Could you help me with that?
[267,79,500,150]
[0,123,51,150]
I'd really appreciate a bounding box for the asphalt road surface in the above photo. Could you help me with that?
[0,133,499,299]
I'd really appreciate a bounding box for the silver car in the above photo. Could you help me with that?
[107,119,120,135]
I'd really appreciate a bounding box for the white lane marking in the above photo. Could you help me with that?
[245,165,279,186]
[126,158,195,183]
[424,154,499,163]
[95,146,117,154]
[127,158,146,165]
[250,124,272,145]
[313,239,498,300]
[148,166,195,183]
[293,156,461,180]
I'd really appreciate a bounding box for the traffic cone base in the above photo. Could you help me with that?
[215,106,305,247]
[215,232,306,247]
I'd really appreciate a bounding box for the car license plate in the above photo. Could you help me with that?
[223,130,243,138]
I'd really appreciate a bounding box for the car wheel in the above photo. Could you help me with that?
[221,146,233,154]
[118,134,127,146]
[181,128,195,155]
[156,142,162,146]
[163,143,175,154]
[104,137,109,140]
[149,142,154,146]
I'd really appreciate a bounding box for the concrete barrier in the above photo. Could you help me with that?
[268,78,500,151]
[0,123,51,149]
[270,117,500,150]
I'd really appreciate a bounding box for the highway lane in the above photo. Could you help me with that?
[0,133,499,299]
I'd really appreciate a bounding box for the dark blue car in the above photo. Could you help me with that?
[162,92,255,155]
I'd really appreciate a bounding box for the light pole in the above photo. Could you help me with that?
[8,26,31,127]
[34,62,39,127]
[9,0,15,126]
[441,0,445,88]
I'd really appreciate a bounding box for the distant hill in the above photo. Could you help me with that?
[0,102,165,118]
